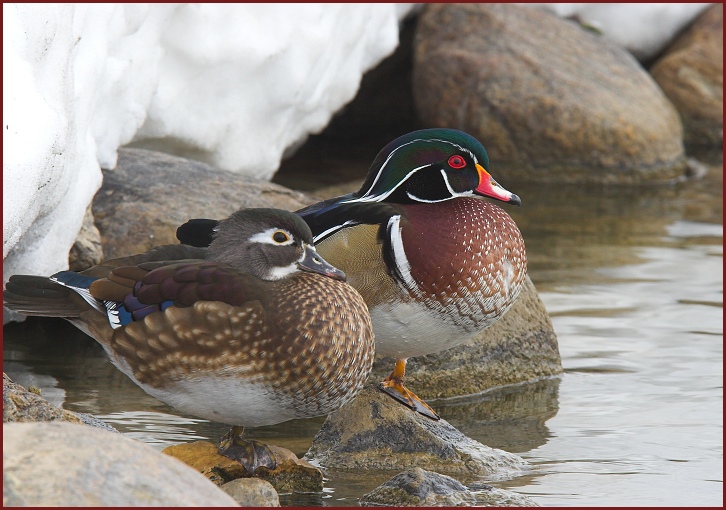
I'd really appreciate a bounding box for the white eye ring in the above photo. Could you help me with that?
[249,228,295,246]
[272,230,290,244]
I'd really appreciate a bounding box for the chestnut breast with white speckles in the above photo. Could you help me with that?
[373,197,526,358]
[401,198,526,318]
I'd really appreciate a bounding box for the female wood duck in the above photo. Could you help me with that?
[176,128,527,420]
[4,208,375,473]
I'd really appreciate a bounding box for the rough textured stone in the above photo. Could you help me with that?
[3,373,119,433]
[650,4,723,147]
[468,481,540,507]
[360,467,476,506]
[221,478,280,507]
[68,205,103,271]
[3,422,238,506]
[163,441,250,485]
[94,148,314,260]
[413,3,687,184]
[305,384,528,479]
[4,372,82,426]
[163,440,323,494]
[371,276,562,400]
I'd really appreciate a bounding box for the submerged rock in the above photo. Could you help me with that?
[359,467,477,507]
[3,422,238,506]
[305,384,528,479]
[650,4,723,147]
[413,3,687,184]
[468,481,541,507]
[163,440,323,494]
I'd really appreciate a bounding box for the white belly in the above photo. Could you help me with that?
[138,377,300,427]
[104,351,327,427]
[370,300,480,358]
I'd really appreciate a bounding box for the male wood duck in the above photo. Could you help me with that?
[176,128,527,420]
[4,208,375,473]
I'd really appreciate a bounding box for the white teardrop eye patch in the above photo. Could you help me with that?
[249,228,295,246]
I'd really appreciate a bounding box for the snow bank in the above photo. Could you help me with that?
[3,3,411,296]
[531,3,711,60]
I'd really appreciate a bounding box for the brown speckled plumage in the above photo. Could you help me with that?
[92,272,374,417]
[399,198,526,332]
[4,208,375,427]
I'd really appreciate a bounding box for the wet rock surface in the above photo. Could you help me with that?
[221,477,280,507]
[650,4,723,147]
[163,440,323,494]
[413,3,687,184]
[359,467,541,506]
[360,467,477,506]
[305,384,528,479]
[3,421,238,506]
[3,372,115,432]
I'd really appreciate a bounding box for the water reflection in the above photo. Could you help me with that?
[434,377,561,454]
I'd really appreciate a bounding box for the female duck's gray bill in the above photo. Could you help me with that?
[298,244,347,281]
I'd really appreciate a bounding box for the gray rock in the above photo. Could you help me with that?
[94,148,313,260]
[370,276,562,399]
[305,384,528,479]
[650,4,723,147]
[3,422,239,506]
[360,467,476,506]
[69,205,104,271]
[413,3,687,184]
[468,481,540,507]
[3,372,116,431]
[221,478,280,507]
[73,411,120,433]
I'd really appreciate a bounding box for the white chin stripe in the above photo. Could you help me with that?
[265,263,300,281]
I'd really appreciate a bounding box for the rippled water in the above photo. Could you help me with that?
[3,150,722,506]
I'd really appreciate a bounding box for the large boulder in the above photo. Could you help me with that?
[413,3,687,184]
[92,148,313,262]
[650,4,723,147]
[3,421,239,506]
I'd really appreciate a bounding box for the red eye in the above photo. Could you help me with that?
[448,155,466,169]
